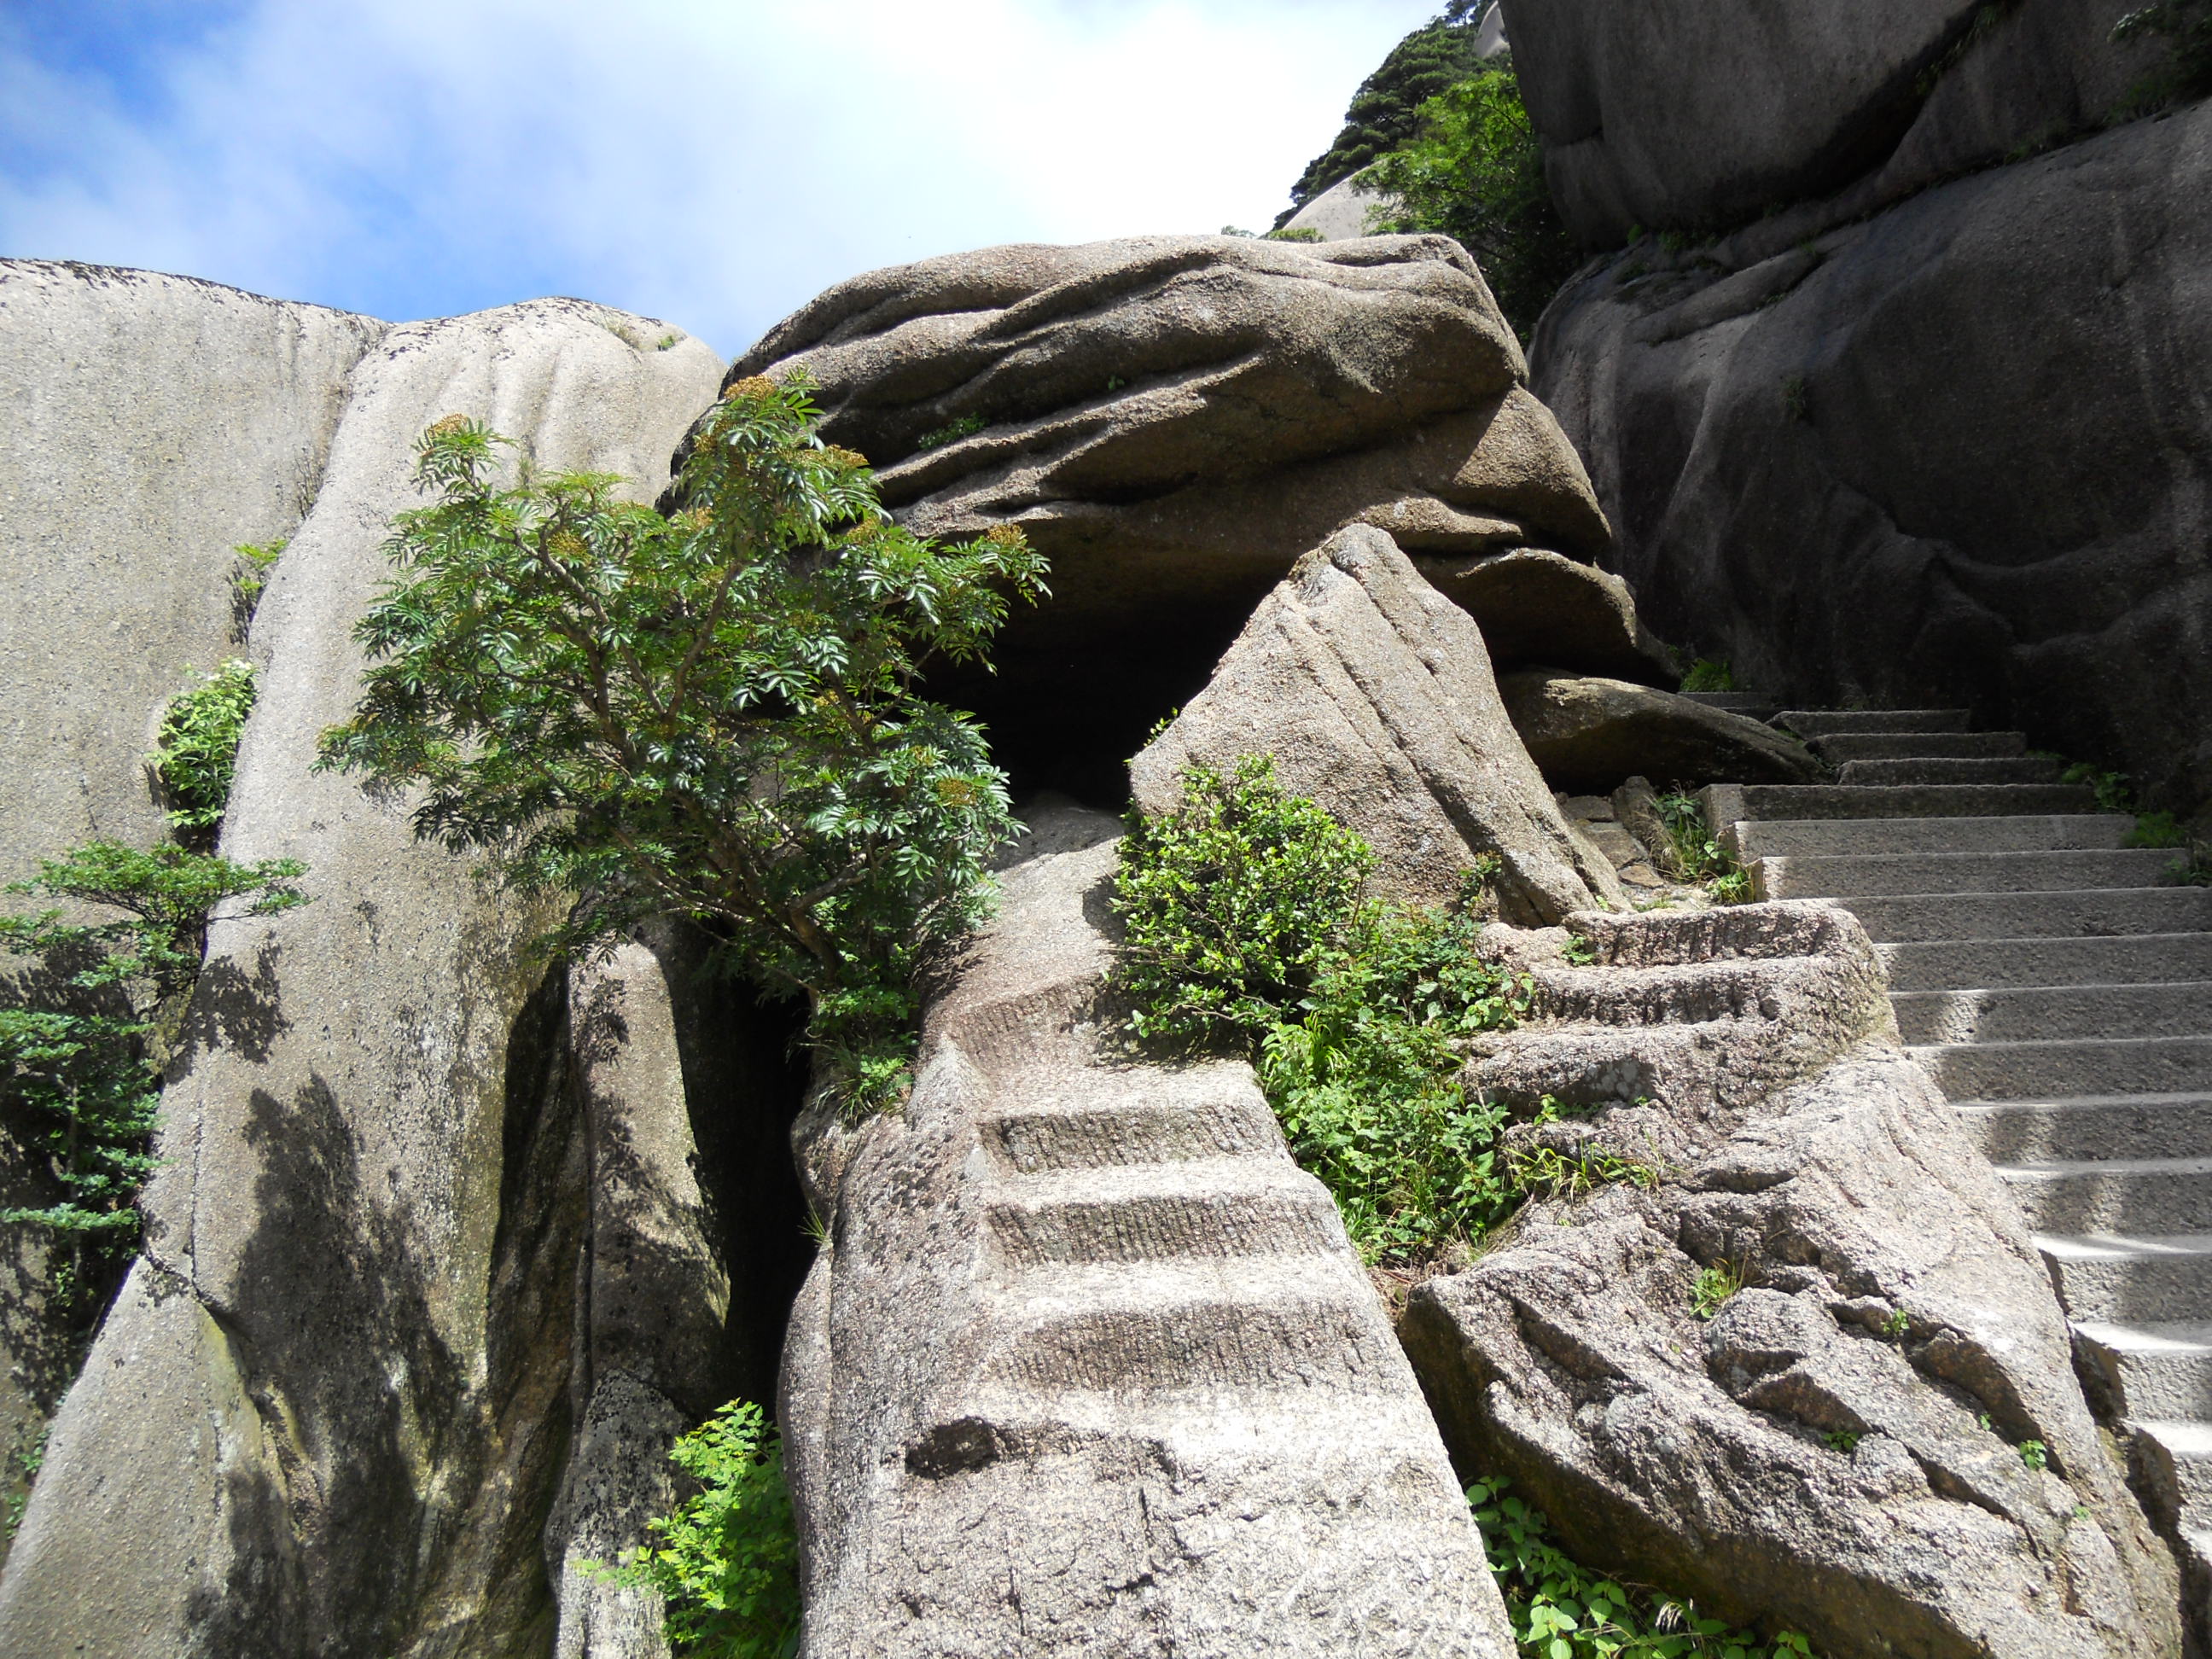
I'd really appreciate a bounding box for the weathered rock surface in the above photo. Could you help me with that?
[1499,670,1823,795]
[1403,902,2181,1657]
[730,233,1617,797]
[0,259,387,1550]
[1129,525,1623,923]
[781,800,1514,1658]
[1425,549,1674,685]
[1533,99,2212,812]
[0,299,751,1658]
[1504,0,2164,249]
[1278,172,1391,242]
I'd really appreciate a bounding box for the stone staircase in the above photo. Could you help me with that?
[1700,706,2212,1583]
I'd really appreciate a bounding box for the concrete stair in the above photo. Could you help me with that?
[1711,704,2212,1558]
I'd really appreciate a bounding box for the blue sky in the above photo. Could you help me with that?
[0,1,1439,358]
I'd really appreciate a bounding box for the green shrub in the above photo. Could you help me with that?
[914,412,986,451]
[1110,755,1375,1051]
[602,1400,801,1659]
[1678,659,1737,695]
[1472,1478,1813,1659]
[232,538,285,608]
[151,658,259,834]
[2059,761,2139,814]
[0,842,306,1300]
[1653,795,1752,903]
[1364,59,1581,340]
[1264,227,1324,242]
[2128,811,2186,848]
[315,378,1046,1091]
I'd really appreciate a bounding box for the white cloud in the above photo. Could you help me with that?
[0,0,1438,355]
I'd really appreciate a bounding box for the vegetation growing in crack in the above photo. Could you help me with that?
[1678,659,1737,695]
[316,375,1048,1106]
[2113,0,2212,111]
[151,657,259,841]
[1111,755,1553,1268]
[1472,1477,1815,1658]
[0,843,306,1307]
[592,1399,801,1659]
[1652,795,1752,903]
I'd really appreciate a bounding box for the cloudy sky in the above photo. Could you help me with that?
[1,0,1438,357]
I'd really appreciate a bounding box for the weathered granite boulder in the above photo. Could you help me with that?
[1401,903,2181,1658]
[1532,98,2212,812]
[781,801,1514,1657]
[1423,549,1675,686]
[1129,525,1623,923]
[729,232,1621,796]
[0,298,762,1659]
[0,259,387,1551]
[1498,670,1822,795]
[1503,0,2164,249]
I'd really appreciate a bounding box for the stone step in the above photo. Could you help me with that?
[1715,783,2099,822]
[1681,692,1781,722]
[2135,1418,2212,1534]
[1773,708,1974,736]
[988,1097,1282,1173]
[1893,981,2212,1045]
[1812,731,2028,762]
[2040,1231,2212,1324]
[1734,815,2133,859]
[1959,1094,2212,1164]
[1842,888,2212,944]
[984,1159,1342,1266]
[1912,1035,2212,1099]
[2000,1156,2212,1236]
[2073,1319,2212,1423]
[1759,848,2174,899]
[1835,756,2063,788]
[1883,934,2212,991]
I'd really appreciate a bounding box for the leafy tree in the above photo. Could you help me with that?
[0,843,306,1299]
[602,1400,800,1659]
[1365,60,1582,340]
[315,377,1048,1089]
[1278,11,1493,219]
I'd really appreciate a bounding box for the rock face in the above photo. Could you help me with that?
[0,259,387,1549]
[1402,902,2181,1658]
[1277,172,1391,242]
[0,296,771,1659]
[1129,525,1624,923]
[1504,0,2164,248]
[1424,549,1675,686]
[1498,670,1823,795]
[1520,21,2212,813]
[781,800,1513,1657]
[728,232,1621,797]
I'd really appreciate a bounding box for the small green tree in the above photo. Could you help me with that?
[151,658,259,836]
[602,1400,800,1659]
[1365,60,1581,340]
[0,843,306,1299]
[315,377,1047,1087]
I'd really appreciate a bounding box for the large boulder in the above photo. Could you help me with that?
[1532,98,2212,812]
[782,801,1514,1657]
[1503,0,2165,249]
[1129,525,1624,924]
[729,233,1620,798]
[0,299,771,1659]
[1401,903,2180,1658]
[0,259,386,1551]
[1498,670,1822,795]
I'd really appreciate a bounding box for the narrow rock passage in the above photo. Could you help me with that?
[1700,701,2212,1608]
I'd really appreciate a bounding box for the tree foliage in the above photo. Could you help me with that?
[601,1400,800,1659]
[316,377,1048,1083]
[1279,9,1494,218]
[2114,0,2212,108]
[1365,59,1581,340]
[0,843,306,1292]
[151,657,259,835]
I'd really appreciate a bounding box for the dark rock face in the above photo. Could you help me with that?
[1498,670,1822,795]
[781,804,1513,1657]
[1531,102,2212,812]
[1503,0,2163,248]
[729,233,1618,800]
[1403,903,2182,1659]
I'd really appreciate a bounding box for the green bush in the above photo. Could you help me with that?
[1110,754,1375,1051]
[0,842,306,1299]
[1679,659,1737,695]
[151,658,259,834]
[1472,1478,1813,1659]
[1365,59,1581,340]
[602,1400,800,1659]
[1653,795,1752,903]
[315,377,1047,1094]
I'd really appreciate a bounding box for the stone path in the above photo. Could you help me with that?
[1697,701,2212,1586]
